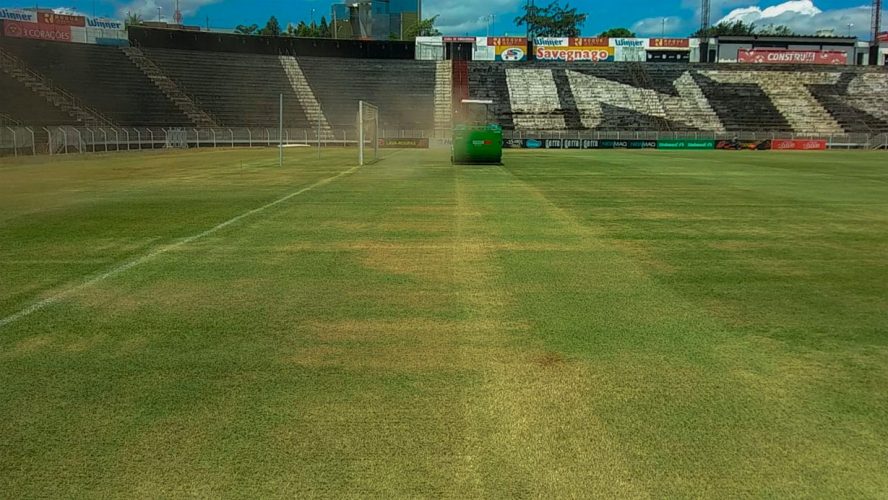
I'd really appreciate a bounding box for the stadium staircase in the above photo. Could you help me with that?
[121,46,218,128]
[0,46,114,127]
[433,61,452,135]
[278,56,333,138]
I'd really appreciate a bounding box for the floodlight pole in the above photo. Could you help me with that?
[279,93,283,167]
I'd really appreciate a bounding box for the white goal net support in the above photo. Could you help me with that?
[357,100,379,166]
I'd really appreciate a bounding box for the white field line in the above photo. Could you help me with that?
[0,165,360,329]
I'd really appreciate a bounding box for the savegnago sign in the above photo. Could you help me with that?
[535,46,614,62]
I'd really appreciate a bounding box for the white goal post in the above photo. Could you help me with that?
[357,100,379,166]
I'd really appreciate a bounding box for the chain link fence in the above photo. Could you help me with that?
[1,126,886,157]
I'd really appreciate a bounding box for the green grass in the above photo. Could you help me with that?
[1,147,886,497]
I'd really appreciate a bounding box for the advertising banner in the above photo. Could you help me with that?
[610,38,648,49]
[0,7,36,23]
[443,36,475,43]
[378,138,429,149]
[737,49,847,65]
[502,138,524,148]
[489,36,527,62]
[38,11,85,26]
[570,37,608,46]
[771,139,827,150]
[657,139,715,149]
[534,43,614,62]
[3,20,71,41]
[879,32,888,42]
[85,17,124,30]
[716,139,771,150]
[649,38,690,49]
[581,139,656,149]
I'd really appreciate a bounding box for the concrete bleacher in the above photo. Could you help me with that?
[142,48,311,128]
[0,71,72,126]
[0,38,189,126]
[469,61,888,133]
[296,57,437,130]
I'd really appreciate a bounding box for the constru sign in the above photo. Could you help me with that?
[738,49,847,65]
[2,19,72,41]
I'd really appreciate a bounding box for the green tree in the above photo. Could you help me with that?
[599,27,635,37]
[757,24,795,35]
[318,16,330,37]
[234,23,259,35]
[515,1,587,38]
[404,15,442,39]
[694,20,757,37]
[260,15,282,36]
[124,11,143,27]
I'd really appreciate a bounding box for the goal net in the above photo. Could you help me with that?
[357,100,379,166]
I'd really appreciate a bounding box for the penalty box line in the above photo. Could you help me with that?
[0,165,361,330]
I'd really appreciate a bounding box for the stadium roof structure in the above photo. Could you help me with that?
[714,35,858,45]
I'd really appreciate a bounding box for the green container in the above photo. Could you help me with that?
[452,124,503,164]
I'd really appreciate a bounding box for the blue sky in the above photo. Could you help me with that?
[8,0,884,39]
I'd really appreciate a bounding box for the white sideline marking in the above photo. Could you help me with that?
[0,165,360,329]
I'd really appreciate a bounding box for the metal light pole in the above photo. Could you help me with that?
[279,93,283,167]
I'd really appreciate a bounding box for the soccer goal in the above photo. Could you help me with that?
[357,100,379,166]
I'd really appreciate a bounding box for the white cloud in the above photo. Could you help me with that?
[425,0,522,34]
[631,16,685,36]
[716,0,885,37]
[118,0,220,21]
[719,0,820,24]
[51,6,87,16]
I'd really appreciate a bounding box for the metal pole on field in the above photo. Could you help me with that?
[279,93,283,167]
[317,117,321,159]
[358,100,364,166]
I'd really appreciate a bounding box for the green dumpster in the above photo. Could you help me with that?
[452,123,503,164]
[451,99,503,165]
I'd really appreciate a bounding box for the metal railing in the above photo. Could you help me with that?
[1,125,886,157]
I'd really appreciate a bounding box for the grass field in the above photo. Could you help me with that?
[1,147,887,497]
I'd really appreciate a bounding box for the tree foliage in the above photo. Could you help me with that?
[694,20,797,37]
[515,1,587,38]
[404,16,442,40]
[599,27,635,37]
[260,15,282,36]
[124,11,143,27]
[234,23,259,35]
[757,24,795,36]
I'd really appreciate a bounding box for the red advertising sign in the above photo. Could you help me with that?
[569,37,608,46]
[878,32,888,42]
[649,38,689,49]
[738,49,847,65]
[38,11,85,26]
[488,36,525,46]
[771,139,827,150]
[3,20,71,41]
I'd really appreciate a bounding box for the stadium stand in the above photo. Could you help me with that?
[2,36,886,135]
[469,61,888,133]
[0,38,189,126]
[141,48,311,128]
